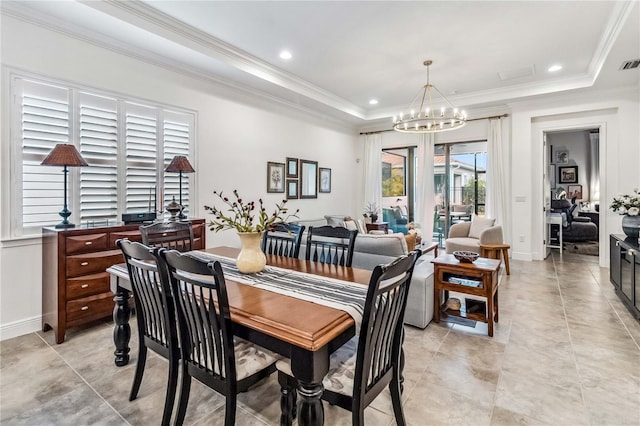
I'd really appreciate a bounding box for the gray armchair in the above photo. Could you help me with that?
[445,221,503,253]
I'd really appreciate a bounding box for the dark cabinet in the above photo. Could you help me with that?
[610,234,640,319]
[42,219,206,343]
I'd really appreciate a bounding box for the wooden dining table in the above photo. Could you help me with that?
[108,246,372,426]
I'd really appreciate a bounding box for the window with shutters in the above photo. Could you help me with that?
[9,74,195,238]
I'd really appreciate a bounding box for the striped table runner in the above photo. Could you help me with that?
[186,251,367,331]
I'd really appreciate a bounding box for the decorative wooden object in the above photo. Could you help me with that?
[42,219,205,344]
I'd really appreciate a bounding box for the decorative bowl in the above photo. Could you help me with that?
[453,251,479,263]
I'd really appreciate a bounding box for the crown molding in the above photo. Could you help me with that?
[1,2,360,133]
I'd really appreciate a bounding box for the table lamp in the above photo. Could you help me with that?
[41,144,88,228]
[165,155,195,220]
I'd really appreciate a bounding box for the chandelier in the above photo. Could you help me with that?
[393,60,467,133]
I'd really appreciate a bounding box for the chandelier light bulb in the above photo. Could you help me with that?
[425,107,430,117]
[404,122,408,130]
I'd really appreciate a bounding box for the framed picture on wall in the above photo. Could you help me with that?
[555,150,569,164]
[319,167,331,193]
[568,184,583,199]
[267,162,285,193]
[559,166,578,184]
[286,157,299,178]
[286,179,298,199]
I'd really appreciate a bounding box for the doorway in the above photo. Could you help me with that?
[544,128,600,257]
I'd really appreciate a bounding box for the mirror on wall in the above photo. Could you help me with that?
[300,160,318,199]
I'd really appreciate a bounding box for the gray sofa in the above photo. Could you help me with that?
[294,217,434,328]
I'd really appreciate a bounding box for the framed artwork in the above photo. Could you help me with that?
[568,184,583,199]
[286,179,298,199]
[299,159,318,199]
[266,162,285,193]
[319,167,331,193]
[555,150,569,164]
[558,166,578,184]
[286,157,299,178]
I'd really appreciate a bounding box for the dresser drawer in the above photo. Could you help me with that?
[66,272,110,299]
[66,233,108,255]
[66,250,123,277]
[66,293,114,324]
[109,230,142,248]
[193,223,205,249]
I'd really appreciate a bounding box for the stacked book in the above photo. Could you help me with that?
[448,276,481,287]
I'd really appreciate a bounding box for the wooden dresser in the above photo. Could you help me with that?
[42,219,206,343]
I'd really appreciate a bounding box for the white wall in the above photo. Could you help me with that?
[0,15,360,339]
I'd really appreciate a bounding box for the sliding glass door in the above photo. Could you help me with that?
[433,141,487,245]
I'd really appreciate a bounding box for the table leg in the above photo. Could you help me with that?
[433,288,440,323]
[502,248,511,275]
[113,285,131,367]
[291,346,329,426]
[494,288,499,322]
[487,289,494,337]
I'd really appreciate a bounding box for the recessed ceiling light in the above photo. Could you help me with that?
[279,50,292,60]
[548,64,562,72]
[369,99,379,105]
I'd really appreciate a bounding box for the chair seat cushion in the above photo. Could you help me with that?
[445,237,481,254]
[276,337,358,396]
[234,338,279,380]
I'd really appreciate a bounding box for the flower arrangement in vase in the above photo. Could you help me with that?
[205,190,299,273]
[610,189,640,239]
[363,202,380,223]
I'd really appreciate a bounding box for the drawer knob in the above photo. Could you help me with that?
[81,284,89,289]
[85,241,93,245]
[81,262,89,266]
[81,306,89,311]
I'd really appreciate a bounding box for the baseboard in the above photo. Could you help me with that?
[0,316,41,341]
[512,251,533,261]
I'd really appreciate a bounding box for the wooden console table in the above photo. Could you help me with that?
[432,254,501,336]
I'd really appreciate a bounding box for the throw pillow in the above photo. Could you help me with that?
[343,219,358,232]
[325,215,345,227]
[404,233,417,251]
[468,216,496,239]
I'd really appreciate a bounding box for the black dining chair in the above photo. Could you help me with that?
[261,223,305,258]
[158,249,278,426]
[117,239,179,426]
[305,225,358,267]
[140,221,194,252]
[277,251,419,426]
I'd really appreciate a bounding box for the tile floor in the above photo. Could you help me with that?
[1,252,639,425]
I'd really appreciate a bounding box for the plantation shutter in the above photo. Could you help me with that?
[78,92,118,222]
[125,103,158,213]
[20,79,70,232]
[163,111,193,216]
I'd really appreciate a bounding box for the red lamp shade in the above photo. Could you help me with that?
[165,156,195,173]
[41,144,88,167]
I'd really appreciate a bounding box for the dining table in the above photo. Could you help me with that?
[107,246,373,426]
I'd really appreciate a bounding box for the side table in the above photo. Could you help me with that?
[432,254,501,336]
[480,243,510,275]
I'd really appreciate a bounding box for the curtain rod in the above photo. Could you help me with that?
[358,113,509,135]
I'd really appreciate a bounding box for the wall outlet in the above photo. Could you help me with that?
[519,235,525,242]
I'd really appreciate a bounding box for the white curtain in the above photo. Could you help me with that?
[486,118,509,242]
[416,133,435,237]
[363,134,382,217]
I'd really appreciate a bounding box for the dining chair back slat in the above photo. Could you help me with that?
[305,225,358,267]
[117,239,179,426]
[262,223,305,258]
[140,221,194,252]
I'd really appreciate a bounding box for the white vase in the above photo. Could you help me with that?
[236,231,266,274]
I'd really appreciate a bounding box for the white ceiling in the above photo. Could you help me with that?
[4,1,639,128]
